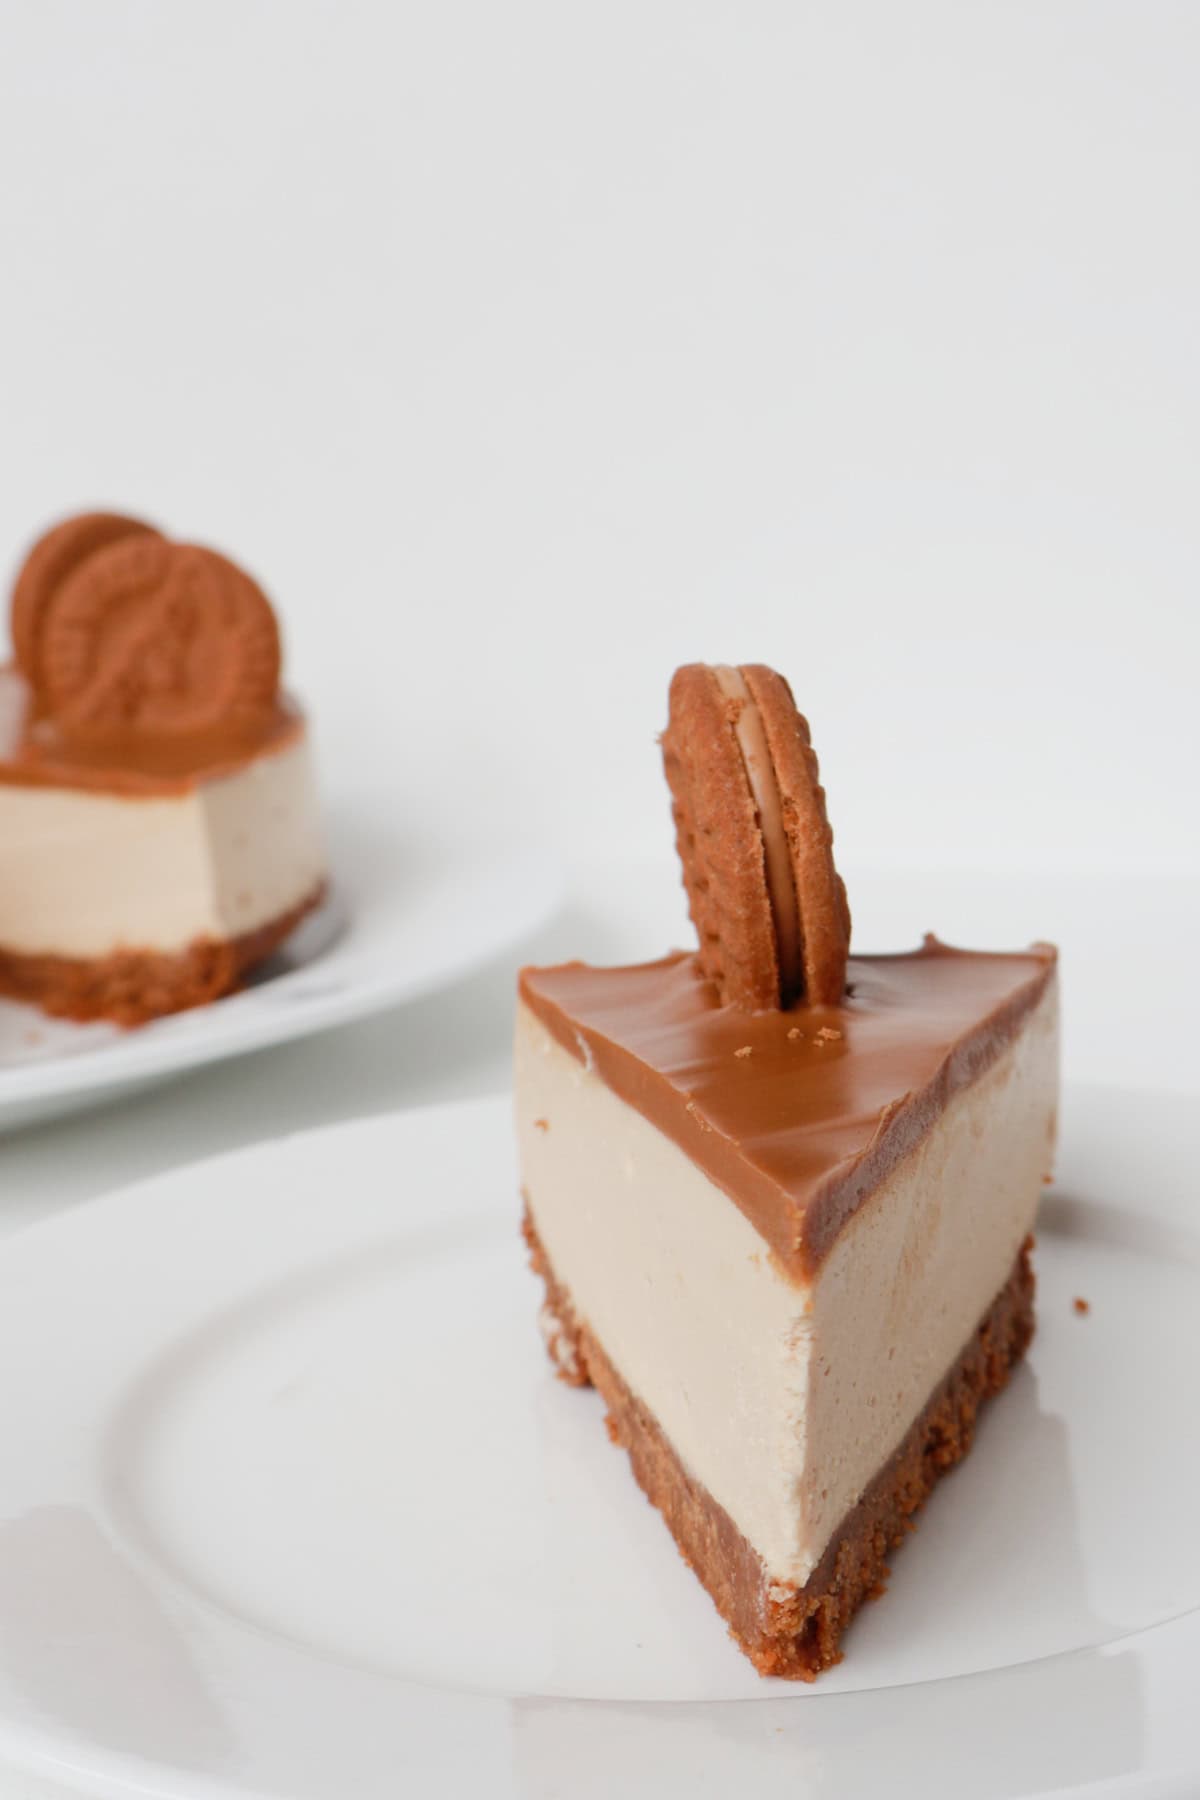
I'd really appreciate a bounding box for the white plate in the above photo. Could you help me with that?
[0,1087,1196,1800]
[0,814,562,1130]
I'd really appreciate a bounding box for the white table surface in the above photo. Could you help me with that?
[0,856,1197,1800]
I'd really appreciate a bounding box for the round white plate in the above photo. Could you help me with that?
[0,814,562,1130]
[0,1087,1196,1800]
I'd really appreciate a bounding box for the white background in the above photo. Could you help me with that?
[0,6,1198,1797]
[1,0,1197,872]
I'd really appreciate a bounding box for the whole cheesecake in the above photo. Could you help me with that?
[515,662,1059,1679]
[0,511,326,1025]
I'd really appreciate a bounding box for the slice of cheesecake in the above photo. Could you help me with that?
[0,670,324,1024]
[0,512,326,1025]
[516,939,1058,1678]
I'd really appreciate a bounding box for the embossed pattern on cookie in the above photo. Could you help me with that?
[41,537,282,738]
[11,511,161,691]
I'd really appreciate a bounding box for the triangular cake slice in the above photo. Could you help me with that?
[516,938,1058,1678]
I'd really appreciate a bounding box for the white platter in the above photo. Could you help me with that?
[0,1086,1195,1798]
[0,814,561,1130]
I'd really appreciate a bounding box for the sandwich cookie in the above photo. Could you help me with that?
[661,661,850,1010]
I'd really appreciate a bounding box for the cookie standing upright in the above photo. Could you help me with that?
[42,537,282,739]
[661,661,849,1009]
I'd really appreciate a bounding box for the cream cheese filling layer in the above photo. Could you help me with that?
[516,984,1058,1586]
[0,733,325,958]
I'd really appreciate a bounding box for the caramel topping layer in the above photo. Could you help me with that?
[0,667,303,795]
[519,939,1057,1278]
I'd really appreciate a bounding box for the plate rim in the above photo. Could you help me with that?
[0,840,562,1114]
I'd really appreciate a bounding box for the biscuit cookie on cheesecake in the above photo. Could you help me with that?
[662,661,849,1008]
